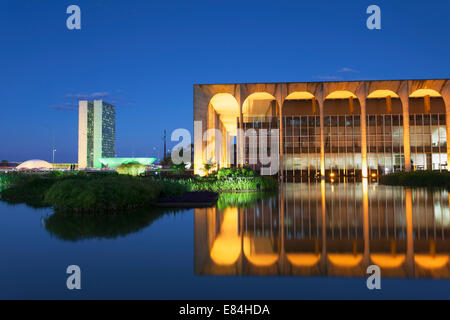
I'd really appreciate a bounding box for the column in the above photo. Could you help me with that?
[238,101,244,167]
[405,188,415,277]
[400,83,412,172]
[444,96,450,171]
[360,97,368,178]
[320,180,327,274]
[362,178,370,266]
[319,99,325,178]
[279,101,284,180]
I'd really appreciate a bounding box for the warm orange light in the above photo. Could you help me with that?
[367,90,399,99]
[330,172,335,177]
[210,208,241,266]
[410,89,441,98]
[325,91,357,100]
[371,173,377,177]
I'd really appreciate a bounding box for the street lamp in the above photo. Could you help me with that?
[52,148,56,168]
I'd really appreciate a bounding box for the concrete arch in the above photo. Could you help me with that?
[409,79,448,97]
[209,93,240,135]
[325,90,357,100]
[285,91,315,100]
[242,92,278,117]
[410,88,442,98]
[324,90,360,115]
[323,82,363,101]
[282,91,317,115]
[240,83,282,106]
[367,89,400,99]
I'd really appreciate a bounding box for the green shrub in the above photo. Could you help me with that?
[217,191,276,210]
[216,167,255,179]
[45,176,162,212]
[116,162,147,176]
[380,171,450,188]
[0,172,38,185]
[43,176,192,213]
[0,175,58,208]
[44,208,172,241]
[170,162,187,174]
[152,178,192,198]
[189,176,277,192]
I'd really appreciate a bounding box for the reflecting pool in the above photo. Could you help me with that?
[196,182,450,278]
[2,182,450,299]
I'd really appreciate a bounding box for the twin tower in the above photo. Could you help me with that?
[78,100,116,168]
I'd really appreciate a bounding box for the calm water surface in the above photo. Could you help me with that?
[1,182,450,299]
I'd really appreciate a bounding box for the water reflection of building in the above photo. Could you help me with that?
[194,182,450,278]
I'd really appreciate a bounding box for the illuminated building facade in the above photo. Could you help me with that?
[194,79,450,177]
[78,100,116,168]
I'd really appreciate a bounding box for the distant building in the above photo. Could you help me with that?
[78,100,116,168]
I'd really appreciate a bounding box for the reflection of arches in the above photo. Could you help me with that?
[415,255,449,269]
[287,253,321,267]
[243,235,279,266]
[210,208,241,266]
[328,254,363,267]
[371,254,406,268]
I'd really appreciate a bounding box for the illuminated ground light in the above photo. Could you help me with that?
[98,157,157,168]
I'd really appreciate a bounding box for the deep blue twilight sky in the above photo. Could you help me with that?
[1,0,449,163]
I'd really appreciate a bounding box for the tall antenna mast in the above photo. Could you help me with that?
[163,129,167,158]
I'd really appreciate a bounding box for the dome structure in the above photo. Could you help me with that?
[16,160,53,170]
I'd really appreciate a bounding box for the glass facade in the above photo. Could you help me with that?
[367,114,404,174]
[283,116,321,177]
[410,113,447,171]
[101,102,116,159]
[241,116,278,171]
[324,115,362,175]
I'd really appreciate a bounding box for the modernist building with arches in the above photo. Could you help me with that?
[194,79,450,177]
